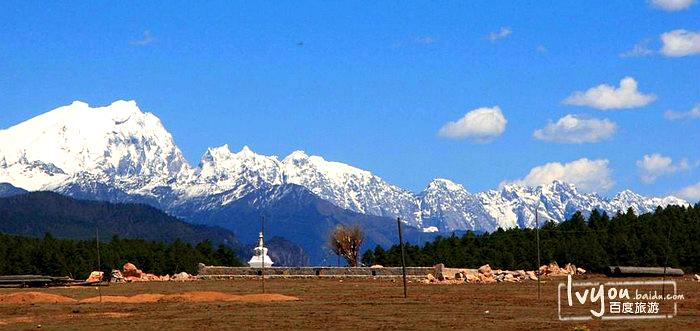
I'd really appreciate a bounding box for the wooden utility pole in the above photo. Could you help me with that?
[96,224,102,303]
[261,216,265,294]
[397,217,407,299]
[661,222,672,299]
[536,208,541,300]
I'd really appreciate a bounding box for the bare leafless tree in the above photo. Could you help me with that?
[329,224,364,267]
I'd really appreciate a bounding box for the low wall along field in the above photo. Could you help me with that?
[197,264,435,279]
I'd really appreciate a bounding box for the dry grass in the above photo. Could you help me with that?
[0,276,697,330]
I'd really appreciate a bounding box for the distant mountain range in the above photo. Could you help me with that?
[0,190,239,248]
[0,100,690,262]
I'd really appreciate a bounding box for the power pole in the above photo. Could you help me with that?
[662,222,672,299]
[261,216,265,294]
[96,223,102,303]
[536,208,541,300]
[397,217,407,299]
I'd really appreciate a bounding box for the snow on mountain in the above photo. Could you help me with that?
[608,190,688,216]
[174,147,422,226]
[180,144,283,199]
[418,178,498,232]
[0,100,690,233]
[0,100,189,193]
[475,181,601,231]
[281,151,421,225]
[469,181,688,232]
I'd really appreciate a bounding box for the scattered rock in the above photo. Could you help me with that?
[172,272,193,281]
[85,271,103,283]
[563,263,576,275]
[576,267,586,275]
[539,261,579,277]
[111,270,125,283]
[694,274,700,282]
[122,263,142,278]
[370,264,384,268]
[478,273,496,284]
[478,264,493,276]
[120,263,196,282]
[504,273,521,282]
[526,271,538,281]
[422,262,548,285]
[465,273,479,283]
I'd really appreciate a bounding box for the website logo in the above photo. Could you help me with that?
[558,275,684,320]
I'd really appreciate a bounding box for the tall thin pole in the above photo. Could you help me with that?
[96,223,102,303]
[261,216,265,294]
[397,217,407,299]
[536,208,541,300]
[661,222,672,299]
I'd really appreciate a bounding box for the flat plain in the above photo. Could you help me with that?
[0,275,697,330]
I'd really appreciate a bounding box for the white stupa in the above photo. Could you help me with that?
[248,232,274,268]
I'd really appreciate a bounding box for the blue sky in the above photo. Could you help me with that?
[1,1,699,199]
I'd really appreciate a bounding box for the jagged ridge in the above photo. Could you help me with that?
[0,101,689,233]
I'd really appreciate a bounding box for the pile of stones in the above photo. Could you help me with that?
[109,263,196,282]
[422,261,586,284]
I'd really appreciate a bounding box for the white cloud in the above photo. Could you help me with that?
[505,158,614,193]
[131,30,155,46]
[563,77,656,110]
[533,115,617,144]
[676,182,700,202]
[665,104,700,120]
[620,40,655,58]
[488,27,512,42]
[649,0,695,11]
[636,153,690,183]
[660,29,700,57]
[438,106,507,142]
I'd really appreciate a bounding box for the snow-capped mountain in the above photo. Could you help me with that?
[418,179,498,232]
[180,144,284,200]
[174,145,422,225]
[0,100,689,234]
[0,100,189,194]
[281,150,421,225]
[419,180,688,232]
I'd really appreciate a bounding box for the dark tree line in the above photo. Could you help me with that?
[362,204,700,273]
[0,233,242,279]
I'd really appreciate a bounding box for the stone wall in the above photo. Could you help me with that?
[197,264,436,279]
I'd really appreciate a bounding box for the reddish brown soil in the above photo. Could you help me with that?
[0,312,132,326]
[79,291,298,303]
[0,276,696,330]
[0,291,76,304]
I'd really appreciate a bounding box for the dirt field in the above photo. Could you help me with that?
[0,275,697,330]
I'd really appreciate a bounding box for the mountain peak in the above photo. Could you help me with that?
[425,178,468,193]
[284,150,310,161]
[0,100,188,191]
[615,189,641,198]
[240,145,253,154]
[202,144,232,161]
